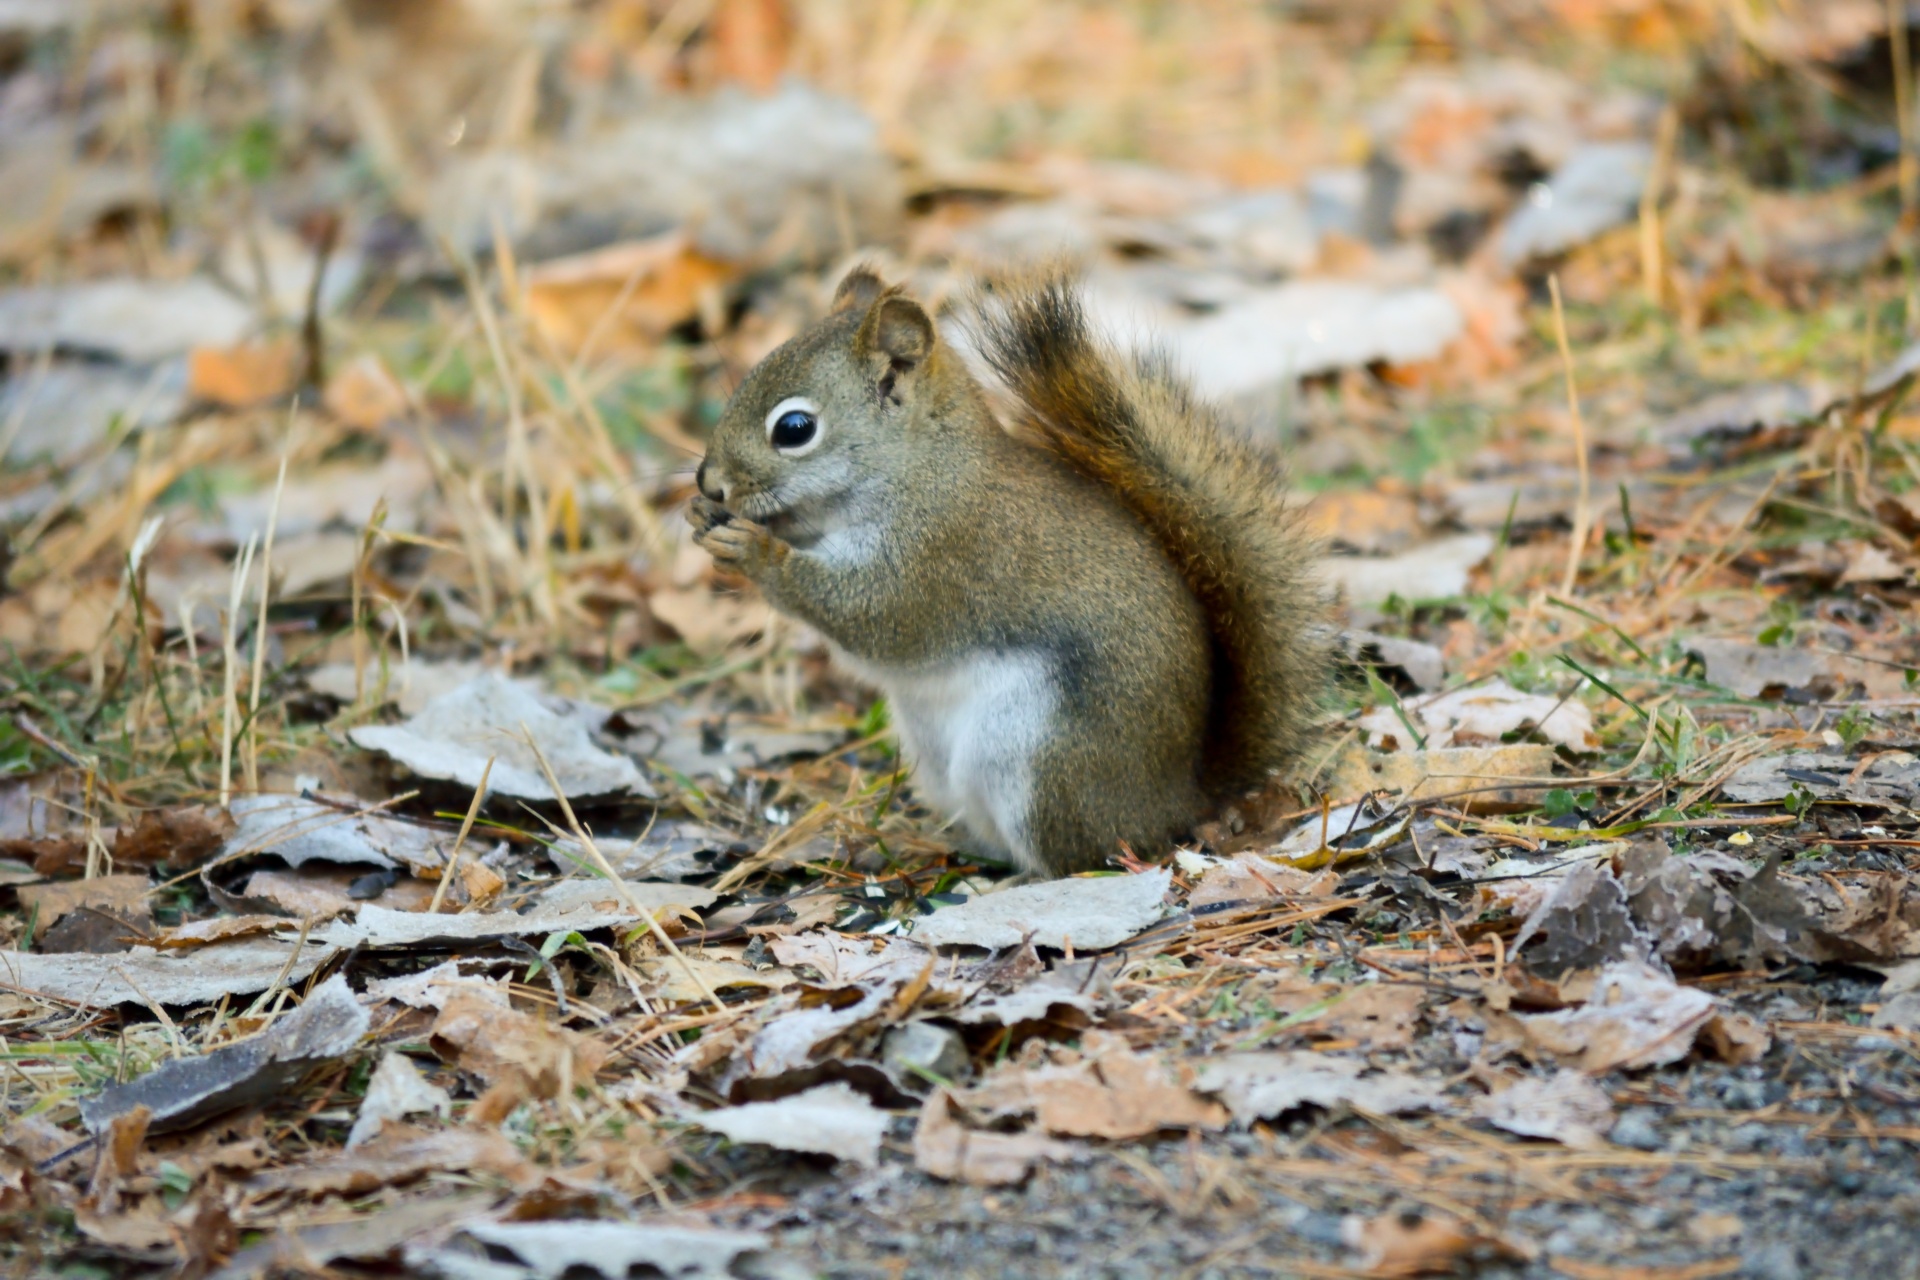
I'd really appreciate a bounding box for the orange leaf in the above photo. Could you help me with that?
[323,353,409,429]
[187,339,299,407]
[523,233,734,360]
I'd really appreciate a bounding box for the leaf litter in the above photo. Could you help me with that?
[1,2,1919,1277]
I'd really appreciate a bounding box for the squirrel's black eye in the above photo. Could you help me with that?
[770,409,817,451]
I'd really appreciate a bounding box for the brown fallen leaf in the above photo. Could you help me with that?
[1305,983,1429,1052]
[1324,742,1562,810]
[648,584,775,656]
[186,338,299,407]
[150,915,288,950]
[1358,678,1594,753]
[429,991,608,1125]
[0,576,120,665]
[1187,854,1340,908]
[458,858,506,910]
[2,833,84,879]
[1304,487,1426,554]
[1688,639,1912,702]
[232,867,435,919]
[960,1032,1227,1140]
[1470,1069,1613,1148]
[523,233,734,359]
[1506,962,1756,1073]
[37,904,152,955]
[1343,1207,1530,1278]
[708,0,792,93]
[246,1126,536,1198]
[323,353,409,428]
[912,1089,1076,1186]
[87,1104,150,1216]
[347,1052,454,1148]
[170,1194,238,1280]
[112,807,234,871]
[74,1199,177,1254]
[1701,1010,1771,1065]
[18,873,150,929]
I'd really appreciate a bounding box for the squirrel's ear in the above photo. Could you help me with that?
[859,294,935,373]
[830,266,888,315]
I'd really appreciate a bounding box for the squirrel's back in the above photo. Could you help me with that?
[970,276,1332,801]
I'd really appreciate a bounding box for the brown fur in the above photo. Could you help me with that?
[969,274,1332,800]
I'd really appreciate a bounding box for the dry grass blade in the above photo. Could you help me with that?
[518,723,722,1012]
[429,754,497,914]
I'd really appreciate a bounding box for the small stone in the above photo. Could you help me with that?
[880,1022,969,1084]
[1608,1108,1665,1151]
[1742,1242,1803,1280]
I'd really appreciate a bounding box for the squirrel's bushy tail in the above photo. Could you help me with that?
[971,274,1332,800]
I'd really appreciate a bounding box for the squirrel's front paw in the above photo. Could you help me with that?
[687,495,732,537]
[695,511,786,578]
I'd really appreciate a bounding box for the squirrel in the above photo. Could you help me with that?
[689,266,1331,878]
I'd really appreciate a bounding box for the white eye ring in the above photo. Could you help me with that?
[764,396,823,456]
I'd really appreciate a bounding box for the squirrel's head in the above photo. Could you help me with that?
[696,266,951,546]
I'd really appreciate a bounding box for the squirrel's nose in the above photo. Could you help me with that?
[696,459,726,503]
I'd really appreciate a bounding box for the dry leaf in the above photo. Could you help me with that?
[1171,281,1464,394]
[346,1052,453,1148]
[79,976,369,1135]
[1323,742,1561,809]
[186,338,298,407]
[1471,1069,1613,1147]
[408,1220,781,1280]
[912,1089,1076,1186]
[1510,962,1730,1073]
[323,353,409,428]
[647,584,775,656]
[697,1082,890,1165]
[362,960,511,1012]
[1321,534,1494,607]
[1344,1208,1529,1278]
[0,277,253,362]
[348,673,650,801]
[523,233,734,358]
[911,869,1171,951]
[1188,854,1341,908]
[1194,1052,1447,1122]
[0,939,331,1009]
[1359,678,1595,753]
[18,874,149,928]
[149,915,286,950]
[428,991,607,1125]
[961,1033,1227,1139]
[1304,488,1426,555]
[709,0,792,93]
[225,791,452,875]
[251,1127,533,1198]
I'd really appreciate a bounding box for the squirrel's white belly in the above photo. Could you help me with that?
[832,647,1059,872]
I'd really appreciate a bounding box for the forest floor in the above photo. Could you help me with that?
[1,2,1919,1278]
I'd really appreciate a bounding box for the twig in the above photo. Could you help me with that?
[300,211,340,392]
